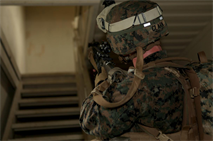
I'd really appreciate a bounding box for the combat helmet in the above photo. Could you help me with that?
[97,0,169,56]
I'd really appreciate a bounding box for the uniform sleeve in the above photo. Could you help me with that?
[79,72,138,139]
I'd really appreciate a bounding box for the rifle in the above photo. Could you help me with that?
[88,41,114,74]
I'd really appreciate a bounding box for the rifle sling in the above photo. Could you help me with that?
[93,47,144,108]
[197,51,208,64]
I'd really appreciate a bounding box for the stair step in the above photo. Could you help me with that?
[23,79,76,85]
[12,120,80,131]
[22,79,77,89]
[16,107,80,118]
[21,87,77,98]
[22,87,77,93]
[22,73,76,86]
[11,134,84,141]
[22,73,76,78]
[19,97,79,107]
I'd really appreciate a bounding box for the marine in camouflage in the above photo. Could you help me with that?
[80,51,213,139]
[106,0,169,55]
[79,0,213,140]
[80,51,184,139]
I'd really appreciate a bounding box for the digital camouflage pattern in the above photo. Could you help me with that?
[80,51,184,139]
[187,60,213,135]
[80,51,213,139]
[106,0,169,55]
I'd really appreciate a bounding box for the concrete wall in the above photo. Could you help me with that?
[181,22,212,61]
[25,6,76,74]
[0,6,26,74]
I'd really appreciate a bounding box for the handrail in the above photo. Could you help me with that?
[2,83,22,140]
[1,28,22,140]
[0,28,21,88]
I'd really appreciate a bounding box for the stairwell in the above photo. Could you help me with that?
[8,73,84,140]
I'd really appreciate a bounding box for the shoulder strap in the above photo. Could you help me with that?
[185,69,204,140]
[93,47,145,108]
[165,67,204,140]
[197,51,208,64]
[144,62,190,70]
[146,57,192,65]
[142,56,192,71]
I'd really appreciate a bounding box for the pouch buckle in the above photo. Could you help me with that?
[190,87,199,98]
[156,131,173,141]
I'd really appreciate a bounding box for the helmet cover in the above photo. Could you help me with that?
[105,0,169,55]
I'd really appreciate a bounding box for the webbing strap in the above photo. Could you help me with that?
[135,47,145,79]
[94,80,110,92]
[144,57,192,68]
[144,62,190,71]
[186,69,204,140]
[178,74,196,132]
[164,67,199,140]
[107,67,127,84]
[92,47,144,108]
[197,51,208,64]
[165,67,204,140]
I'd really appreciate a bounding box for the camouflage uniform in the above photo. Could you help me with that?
[80,51,213,140]
[80,51,184,139]
[80,0,213,139]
